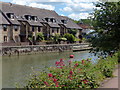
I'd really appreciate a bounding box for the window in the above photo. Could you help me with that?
[57,29,59,33]
[61,20,67,24]
[14,26,19,31]
[48,18,51,22]
[31,16,38,21]
[7,13,14,19]
[4,36,7,42]
[3,25,7,31]
[53,19,56,23]
[52,29,54,33]
[34,17,37,21]
[32,27,34,32]
[25,15,31,20]
[10,14,14,19]
[38,27,41,32]
[28,16,31,20]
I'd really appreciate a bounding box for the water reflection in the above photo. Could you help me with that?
[2,51,98,88]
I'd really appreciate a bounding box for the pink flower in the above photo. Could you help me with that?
[59,60,65,66]
[53,78,58,82]
[48,73,53,77]
[69,70,73,75]
[70,55,74,58]
[75,63,79,66]
[55,82,59,87]
[78,68,82,71]
[83,80,88,84]
[44,81,49,86]
[55,61,60,66]
[68,75,72,78]
[57,67,63,69]
[60,58,63,62]
[61,85,65,87]
[82,60,85,64]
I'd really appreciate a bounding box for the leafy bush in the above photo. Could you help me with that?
[68,29,77,36]
[36,32,44,41]
[23,54,118,88]
[64,33,75,43]
[118,50,120,62]
[52,33,60,44]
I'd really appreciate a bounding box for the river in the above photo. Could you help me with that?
[2,51,98,88]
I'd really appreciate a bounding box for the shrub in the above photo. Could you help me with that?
[68,29,77,36]
[52,33,60,44]
[36,32,44,41]
[64,33,75,43]
[118,50,120,62]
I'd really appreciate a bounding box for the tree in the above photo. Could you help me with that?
[89,2,120,55]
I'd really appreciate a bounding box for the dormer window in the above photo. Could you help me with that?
[28,16,31,20]
[14,25,19,31]
[31,16,38,21]
[7,13,14,19]
[3,25,7,31]
[61,20,67,24]
[25,15,31,20]
[51,18,56,23]
[48,18,51,22]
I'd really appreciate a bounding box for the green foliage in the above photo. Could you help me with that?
[90,2,120,54]
[81,19,93,26]
[23,54,118,88]
[96,54,118,77]
[58,38,67,41]
[52,33,60,44]
[68,29,77,36]
[64,33,75,43]
[36,32,44,41]
[117,50,120,62]
[73,20,80,24]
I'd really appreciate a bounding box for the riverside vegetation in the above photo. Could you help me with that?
[21,53,118,89]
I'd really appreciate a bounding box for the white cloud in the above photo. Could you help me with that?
[68,13,91,20]
[60,7,72,12]
[12,0,27,5]
[61,2,95,13]
[29,3,55,10]
[12,0,72,3]
[12,0,55,10]
[73,0,98,3]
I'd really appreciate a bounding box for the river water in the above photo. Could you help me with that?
[2,51,98,88]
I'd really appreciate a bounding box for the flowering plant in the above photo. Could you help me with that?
[24,54,117,88]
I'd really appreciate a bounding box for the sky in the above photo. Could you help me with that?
[1,0,99,20]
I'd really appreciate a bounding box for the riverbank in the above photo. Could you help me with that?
[22,53,118,88]
[1,43,91,56]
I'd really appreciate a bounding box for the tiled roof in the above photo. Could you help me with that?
[48,22,60,28]
[59,16,82,29]
[0,12,10,25]
[0,1,82,29]
[78,23,93,29]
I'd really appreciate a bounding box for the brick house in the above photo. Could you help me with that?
[0,2,82,45]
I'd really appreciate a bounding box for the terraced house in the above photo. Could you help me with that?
[0,2,82,45]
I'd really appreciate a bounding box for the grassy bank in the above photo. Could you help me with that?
[22,53,118,88]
